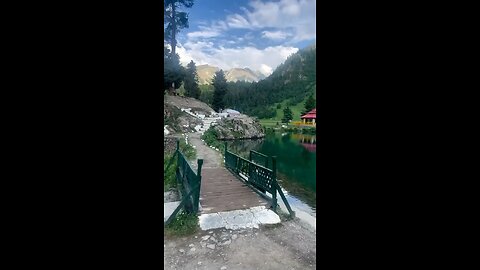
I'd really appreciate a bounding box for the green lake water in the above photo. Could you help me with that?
[226,132,317,217]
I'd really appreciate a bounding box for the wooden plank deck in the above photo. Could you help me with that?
[199,167,269,214]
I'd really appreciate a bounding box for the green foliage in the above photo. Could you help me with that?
[198,84,214,106]
[179,138,196,160]
[164,46,185,92]
[184,60,201,99]
[164,0,194,54]
[250,106,276,119]
[201,128,225,154]
[164,211,199,236]
[163,138,196,190]
[221,46,316,119]
[301,127,316,135]
[303,94,316,114]
[212,70,228,112]
[164,1,194,93]
[276,104,282,109]
[282,107,293,123]
[164,153,177,190]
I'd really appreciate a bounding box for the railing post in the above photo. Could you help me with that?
[195,159,203,213]
[271,156,277,212]
[249,150,252,162]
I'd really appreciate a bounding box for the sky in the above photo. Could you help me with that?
[167,0,316,76]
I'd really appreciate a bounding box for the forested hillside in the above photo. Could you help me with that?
[222,45,316,119]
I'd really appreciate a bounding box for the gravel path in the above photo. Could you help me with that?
[188,132,223,170]
[164,219,316,270]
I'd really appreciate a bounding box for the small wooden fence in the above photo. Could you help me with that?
[224,143,295,218]
[164,140,203,225]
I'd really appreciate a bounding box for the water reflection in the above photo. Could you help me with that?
[226,133,316,216]
[291,134,316,153]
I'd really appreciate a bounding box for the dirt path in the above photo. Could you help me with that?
[188,133,223,170]
[164,219,316,270]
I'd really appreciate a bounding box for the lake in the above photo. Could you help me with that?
[226,132,317,217]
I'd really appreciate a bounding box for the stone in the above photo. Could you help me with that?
[207,244,216,250]
[164,201,181,222]
[202,235,210,241]
[232,234,237,240]
[221,266,227,270]
[190,248,196,252]
[222,240,231,245]
[189,244,195,248]
[198,262,202,265]
[220,235,229,241]
[179,249,185,253]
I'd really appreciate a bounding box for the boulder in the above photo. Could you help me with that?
[210,115,264,140]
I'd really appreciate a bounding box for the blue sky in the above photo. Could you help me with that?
[169,0,316,76]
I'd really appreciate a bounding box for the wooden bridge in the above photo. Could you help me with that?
[164,140,294,225]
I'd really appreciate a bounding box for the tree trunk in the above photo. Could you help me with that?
[169,2,176,95]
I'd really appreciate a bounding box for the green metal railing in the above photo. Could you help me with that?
[250,150,269,168]
[224,142,295,218]
[165,140,203,225]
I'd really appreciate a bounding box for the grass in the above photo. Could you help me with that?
[257,92,317,130]
[179,138,197,160]
[201,128,226,155]
[263,94,312,123]
[164,211,199,236]
[163,135,197,190]
[257,93,317,133]
[163,137,200,236]
[164,153,177,190]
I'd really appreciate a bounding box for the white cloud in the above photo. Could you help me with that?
[260,64,273,75]
[226,14,251,29]
[187,30,220,39]
[222,0,316,42]
[176,41,298,76]
[262,30,289,40]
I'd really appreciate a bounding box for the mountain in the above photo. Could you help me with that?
[196,65,266,84]
[196,64,219,85]
[223,44,316,119]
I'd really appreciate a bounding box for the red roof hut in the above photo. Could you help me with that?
[300,108,316,125]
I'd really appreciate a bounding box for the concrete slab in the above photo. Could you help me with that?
[198,213,227,230]
[218,209,258,230]
[198,206,280,231]
[252,207,281,224]
[164,201,180,222]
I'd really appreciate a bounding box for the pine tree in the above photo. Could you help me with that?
[282,107,293,123]
[164,0,194,93]
[212,70,228,112]
[303,94,316,114]
[163,46,184,94]
[184,60,201,99]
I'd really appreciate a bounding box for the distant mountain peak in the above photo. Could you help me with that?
[196,65,265,84]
